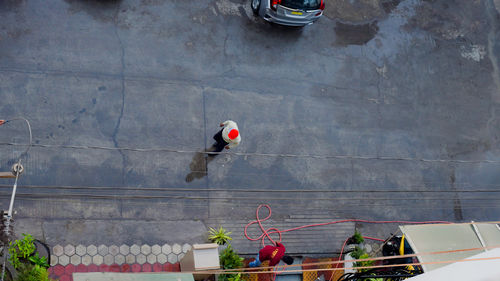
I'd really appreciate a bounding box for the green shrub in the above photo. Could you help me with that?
[353,253,375,273]
[28,253,49,268]
[350,246,364,260]
[15,264,55,281]
[219,245,244,281]
[227,273,241,281]
[351,230,364,244]
[208,226,232,245]
[9,234,36,269]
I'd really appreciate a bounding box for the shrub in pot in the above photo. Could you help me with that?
[219,245,244,281]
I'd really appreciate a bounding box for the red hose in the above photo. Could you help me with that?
[244,204,451,246]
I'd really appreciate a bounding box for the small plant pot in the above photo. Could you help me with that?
[345,244,357,252]
[33,240,50,260]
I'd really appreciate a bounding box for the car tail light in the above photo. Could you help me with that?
[320,0,325,10]
[315,11,322,16]
[271,0,281,10]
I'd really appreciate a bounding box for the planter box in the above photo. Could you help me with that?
[180,243,220,280]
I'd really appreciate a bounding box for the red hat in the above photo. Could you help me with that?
[228,129,239,140]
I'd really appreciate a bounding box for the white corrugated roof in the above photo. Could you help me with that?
[406,247,500,281]
[400,222,500,272]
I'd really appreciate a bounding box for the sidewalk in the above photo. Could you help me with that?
[48,243,188,281]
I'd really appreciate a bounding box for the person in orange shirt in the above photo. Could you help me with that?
[249,242,294,267]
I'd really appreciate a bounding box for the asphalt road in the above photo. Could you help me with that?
[0,0,500,253]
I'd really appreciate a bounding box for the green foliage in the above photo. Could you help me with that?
[219,245,244,281]
[9,234,36,269]
[208,226,233,245]
[350,246,375,273]
[227,273,241,281]
[28,253,49,268]
[350,246,365,260]
[353,253,375,273]
[351,230,364,244]
[15,264,55,281]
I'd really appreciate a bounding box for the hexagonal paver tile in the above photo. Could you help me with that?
[141,245,151,255]
[147,254,156,264]
[182,243,192,253]
[178,253,185,261]
[167,253,178,263]
[98,245,108,256]
[172,244,182,255]
[70,255,81,265]
[59,255,70,266]
[50,255,58,266]
[157,254,167,264]
[53,245,64,256]
[120,244,130,255]
[64,245,75,256]
[162,244,172,255]
[125,254,135,264]
[75,245,86,256]
[151,245,161,255]
[136,254,147,265]
[82,255,92,266]
[130,244,140,255]
[104,254,114,265]
[87,245,98,256]
[109,245,119,256]
[92,255,104,266]
[115,254,125,265]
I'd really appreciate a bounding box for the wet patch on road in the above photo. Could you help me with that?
[382,0,402,14]
[64,0,122,23]
[333,21,379,46]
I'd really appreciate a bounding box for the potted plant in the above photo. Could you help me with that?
[218,245,244,281]
[7,233,52,281]
[346,230,364,252]
[8,233,37,269]
[208,226,232,246]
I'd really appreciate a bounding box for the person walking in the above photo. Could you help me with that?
[248,242,294,267]
[213,120,241,152]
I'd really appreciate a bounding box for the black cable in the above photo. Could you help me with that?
[2,184,500,193]
[2,141,500,164]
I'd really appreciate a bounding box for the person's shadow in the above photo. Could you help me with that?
[185,144,223,182]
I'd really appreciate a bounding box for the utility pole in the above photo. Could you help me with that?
[0,118,31,281]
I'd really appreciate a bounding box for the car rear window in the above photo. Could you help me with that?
[280,0,321,10]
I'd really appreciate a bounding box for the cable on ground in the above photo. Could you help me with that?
[2,141,500,164]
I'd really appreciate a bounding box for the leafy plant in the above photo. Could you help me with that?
[227,273,241,281]
[219,245,244,281]
[15,263,55,281]
[351,230,364,244]
[353,253,375,273]
[350,246,365,260]
[208,226,232,245]
[28,253,49,268]
[9,234,36,269]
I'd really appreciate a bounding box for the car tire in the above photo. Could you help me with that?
[251,0,260,15]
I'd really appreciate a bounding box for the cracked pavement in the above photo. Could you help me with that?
[0,0,500,254]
